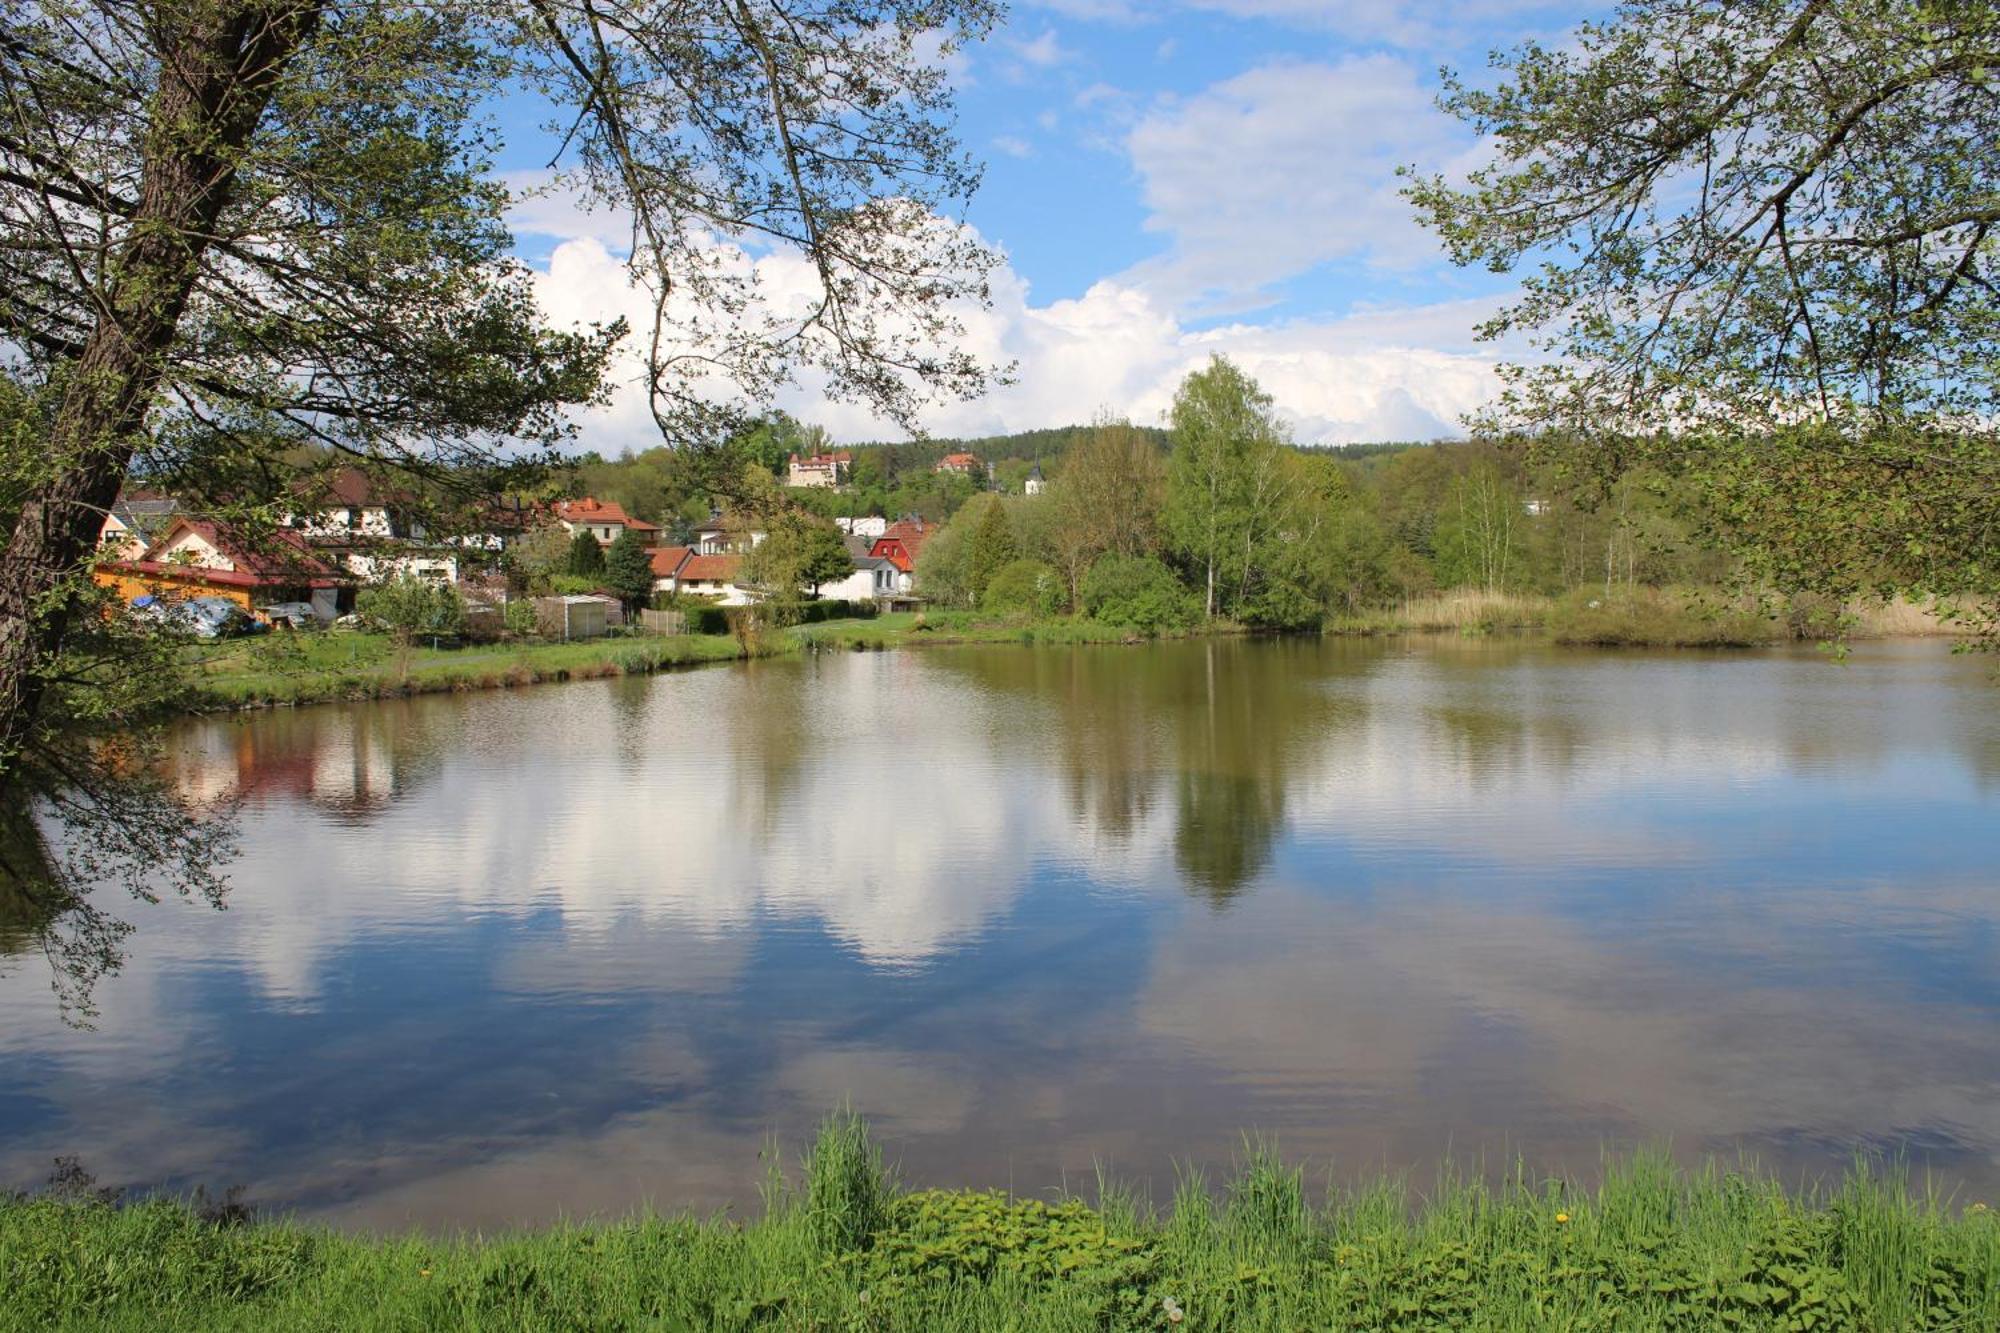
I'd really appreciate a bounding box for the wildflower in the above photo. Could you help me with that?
[1972,1203,1989,1214]
[1555,1212,1570,1224]
[1162,1294,1185,1324]
[419,1269,432,1278]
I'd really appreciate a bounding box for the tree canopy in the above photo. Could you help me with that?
[1405,1,1999,635]
[0,0,1004,1011]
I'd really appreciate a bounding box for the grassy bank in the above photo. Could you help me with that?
[184,631,767,710]
[4,1119,1995,1331]
[183,589,1960,713]
[1327,588,1956,649]
[794,610,1235,652]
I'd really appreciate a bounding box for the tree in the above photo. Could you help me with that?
[0,0,1004,1005]
[1047,418,1167,609]
[510,522,580,592]
[1405,2,2000,636]
[567,530,606,577]
[1433,464,1522,594]
[964,497,1019,606]
[1164,357,1285,617]
[358,576,467,648]
[603,528,655,613]
[741,509,852,608]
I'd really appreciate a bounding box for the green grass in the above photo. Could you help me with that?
[5,1118,1997,1330]
[180,612,1233,712]
[182,630,771,709]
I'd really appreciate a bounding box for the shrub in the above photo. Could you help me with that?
[566,529,604,576]
[982,559,1064,617]
[1081,554,1198,633]
[503,599,537,638]
[355,577,465,646]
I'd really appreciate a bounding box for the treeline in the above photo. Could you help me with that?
[568,418,1176,534]
[910,359,1731,630]
[566,357,1744,631]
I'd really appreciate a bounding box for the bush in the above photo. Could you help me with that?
[355,577,466,645]
[503,599,537,638]
[1081,555,1199,633]
[1547,587,1778,647]
[982,559,1064,617]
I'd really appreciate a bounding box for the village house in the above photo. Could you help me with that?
[98,493,182,560]
[835,515,888,539]
[669,552,756,605]
[786,450,853,489]
[647,545,693,594]
[555,497,662,547]
[96,517,348,623]
[933,452,981,476]
[869,517,933,595]
[815,554,900,603]
[690,512,768,555]
[284,466,463,591]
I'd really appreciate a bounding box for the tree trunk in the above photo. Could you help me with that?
[0,3,319,790]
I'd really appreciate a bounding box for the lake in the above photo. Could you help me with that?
[2,636,1997,1230]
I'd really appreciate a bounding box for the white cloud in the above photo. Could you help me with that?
[992,134,1035,159]
[1009,27,1073,68]
[1121,55,1462,310]
[526,224,1504,448]
[1025,0,1575,48]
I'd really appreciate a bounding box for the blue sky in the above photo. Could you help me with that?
[507,2,1602,449]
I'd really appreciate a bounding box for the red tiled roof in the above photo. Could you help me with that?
[556,497,633,525]
[676,552,742,583]
[649,545,692,577]
[936,452,979,470]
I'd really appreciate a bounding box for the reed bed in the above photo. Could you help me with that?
[1328,590,1554,636]
[5,1116,1995,1331]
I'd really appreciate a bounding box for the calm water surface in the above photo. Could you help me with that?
[2,637,1997,1229]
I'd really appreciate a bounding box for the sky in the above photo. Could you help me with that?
[501,1,1599,451]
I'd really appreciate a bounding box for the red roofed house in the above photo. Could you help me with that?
[787,450,853,489]
[96,518,348,622]
[933,452,981,476]
[868,517,934,594]
[668,552,755,605]
[285,465,460,588]
[647,545,693,595]
[555,497,662,547]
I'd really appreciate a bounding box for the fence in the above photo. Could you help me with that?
[638,608,686,636]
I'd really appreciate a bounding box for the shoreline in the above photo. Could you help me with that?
[5,1122,1994,1330]
[177,594,1967,716]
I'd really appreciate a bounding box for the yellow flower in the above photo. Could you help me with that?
[419,1269,432,1278]
[1555,1212,1570,1224]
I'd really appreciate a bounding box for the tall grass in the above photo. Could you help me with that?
[1328,589,1553,636]
[5,1118,1996,1331]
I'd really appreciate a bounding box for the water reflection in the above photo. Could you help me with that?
[1,638,1996,1229]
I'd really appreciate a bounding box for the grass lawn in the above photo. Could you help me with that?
[3,1118,1995,1331]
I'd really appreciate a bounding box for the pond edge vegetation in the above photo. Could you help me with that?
[180,587,1963,715]
[5,1114,1997,1331]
